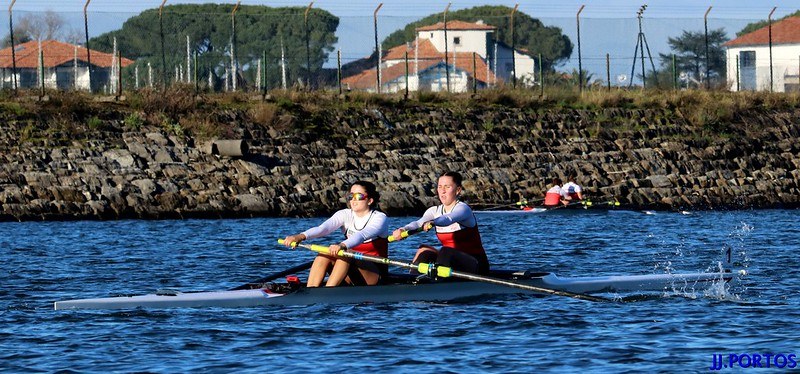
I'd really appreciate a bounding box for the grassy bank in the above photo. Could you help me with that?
[2,86,799,146]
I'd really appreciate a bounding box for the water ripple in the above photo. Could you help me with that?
[0,210,797,371]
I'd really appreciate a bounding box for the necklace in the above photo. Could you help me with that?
[352,210,375,230]
[442,200,459,214]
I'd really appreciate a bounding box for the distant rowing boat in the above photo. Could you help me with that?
[475,207,548,214]
[53,269,735,310]
[476,199,621,214]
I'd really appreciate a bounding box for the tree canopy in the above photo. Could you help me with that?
[658,28,729,84]
[89,4,338,88]
[380,5,572,72]
[2,11,81,47]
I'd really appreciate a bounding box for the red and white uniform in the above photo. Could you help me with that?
[302,209,388,257]
[562,181,582,201]
[544,185,563,206]
[402,201,488,268]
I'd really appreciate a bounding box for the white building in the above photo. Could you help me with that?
[724,16,800,92]
[0,40,134,92]
[343,20,537,93]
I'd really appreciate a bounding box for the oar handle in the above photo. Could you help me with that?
[387,231,409,243]
[278,239,337,255]
[388,227,423,242]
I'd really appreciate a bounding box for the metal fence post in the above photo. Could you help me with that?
[374,3,383,93]
[195,51,199,93]
[768,7,776,92]
[443,3,451,93]
[262,50,267,96]
[472,52,477,94]
[159,0,168,90]
[231,1,240,92]
[735,54,740,91]
[8,0,17,93]
[83,0,92,92]
[672,54,677,89]
[538,53,543,97]
[577,5,585,92]
[39,47,44,97]
[510,4,518,88]
[117,53,122,98]
[305,2,314,89]
[405,51,409,99]
[606,53,610,91]
[704,6,712,89]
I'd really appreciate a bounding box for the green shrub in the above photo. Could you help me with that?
[87,116,103,130]
[124,112,144,130]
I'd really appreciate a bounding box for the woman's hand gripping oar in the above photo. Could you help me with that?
[388,227,425,243]
[277,239,612,302]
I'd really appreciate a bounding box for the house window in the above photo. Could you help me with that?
[430,33,434,38]
[740,51,755,67]
[454,37,461,45]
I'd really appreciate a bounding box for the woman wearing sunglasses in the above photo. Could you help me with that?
[391,171,490,276]
[282,181,389,287]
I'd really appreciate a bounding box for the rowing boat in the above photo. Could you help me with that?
[475,207,548,214]
[53,269,735,310]
[476,199,623,214]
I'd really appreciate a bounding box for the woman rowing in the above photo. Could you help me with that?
[543,177,565,207]
[562,174,584,203]
[391,171,490,276]
[281,181,389,287]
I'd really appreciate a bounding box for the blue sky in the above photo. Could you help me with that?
[3,1,799,80]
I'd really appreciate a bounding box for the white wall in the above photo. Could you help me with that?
[417,29,491,58]
[727,44,800,92]
[494,44,536,85]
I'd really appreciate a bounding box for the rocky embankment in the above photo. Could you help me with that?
[0,100,798,221]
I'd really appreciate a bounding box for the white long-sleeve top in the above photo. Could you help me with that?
[402,201,477,233]
[301,209,388,249]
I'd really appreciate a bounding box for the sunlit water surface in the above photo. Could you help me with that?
[1,210,797,372]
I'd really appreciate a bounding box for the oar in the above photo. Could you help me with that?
[388,227,424,243]
[278,240,611,302]
[230,260,314,290]
[545,200,584,211]
[587,198,621,209]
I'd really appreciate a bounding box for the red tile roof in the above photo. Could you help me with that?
[342,48,499,90]
[0,40,135,69]
[416,20,496,32]
[383,39,443,61]
[724,16,800,47]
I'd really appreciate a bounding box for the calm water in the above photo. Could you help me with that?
[1,210,797,372]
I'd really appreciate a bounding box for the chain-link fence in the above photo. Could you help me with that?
[0,4,797,96]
